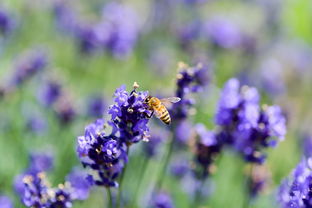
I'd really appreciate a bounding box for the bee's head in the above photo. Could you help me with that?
[144,96,152,104]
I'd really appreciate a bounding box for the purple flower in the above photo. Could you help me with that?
[302,134,312,158]
[53,2,79,34]
[26,114,47,134]
[176,20,202,48]
[258,59,285,96]
[171,62,211,121]
[77,119,127,187]
[152,191,175,208]
[100,2,139,58]
[0,195,13,208]
[108,84,151,144]
[170,157,190,178]
[14,152,53,197]
[278,158,312,208]
[75,24,102,54]
[77,83,152,187]
[54,99,76,125]
[21,173,51,207]
[77,119,105,157]
[175,120,193,145]
[10,50,47,87]
[0,8,14,36]
[28,152,53,174]
[215,78,287,164]
[38,81,62,107]
[21,173,74,208]
[66,169,91,200]
[203,17,242,49]
[86,95,106,118]
[143,127,168,158]
[193,124,221,178]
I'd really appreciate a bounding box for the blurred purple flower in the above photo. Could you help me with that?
[170,157,190,178]
[143,127,168,158]
[171,62,211,121]
[193,124,221,178]
[86,95,106,118]
[148,46,176,77]
[302,134,312,158]
[28,152,53,174]
[38,81,62,107]
[258,58,285,96]
[176,20,202,48]
[0,8,14,36]
[16,155,88,207]
[53,1,79,34]
[0,195,13,208]
[66,169,91,200]
[278,157,312,208]
[21,173,74,208]
[14,152,54,197]
[75,24,102,54]
[55,98,76,125]
[175,120,193,145]
[26,115,47,134]
[215,78,287,164]
[203,17,242,49]
[10,50,47,87]
[100,2,139,58]
[152,191,175,208]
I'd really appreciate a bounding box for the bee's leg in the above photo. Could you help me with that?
[144,111,154,118]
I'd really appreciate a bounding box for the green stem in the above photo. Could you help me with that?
[131,156,150,207]
[243,164,253,208]
[106,188,113,208]
[117,146,130,208]
[154,134,175,191]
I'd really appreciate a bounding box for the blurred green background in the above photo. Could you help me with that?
[0,0,312,207]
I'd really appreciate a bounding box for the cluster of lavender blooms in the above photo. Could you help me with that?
[86,94,106,118]
[15,152,90,208]
[278,157,312,208]
[175,16,250,52]
[152,191,175,208]
[0,7,15,36]
[0,49,47,98]
[10,50,47,87]
[38,80,76,124]
[171,62,210,125]
[77,83,151,187]
[191,124,221,179]
[215,78,287,164]
[53,2,139,58]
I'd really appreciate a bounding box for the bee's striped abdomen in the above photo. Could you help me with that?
[159,106,171,125]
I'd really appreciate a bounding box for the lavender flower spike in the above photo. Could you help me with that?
[152,191,175,208]
[278,157,312,208]
[215,78,287,164]
[0,7,14,36]
[77,82,151,187]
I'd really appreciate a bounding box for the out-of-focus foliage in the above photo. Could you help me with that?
[0,0,312,207]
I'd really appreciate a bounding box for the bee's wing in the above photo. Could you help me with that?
[159,97,181,104]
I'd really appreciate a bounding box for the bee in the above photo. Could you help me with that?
[144,96,181,125]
